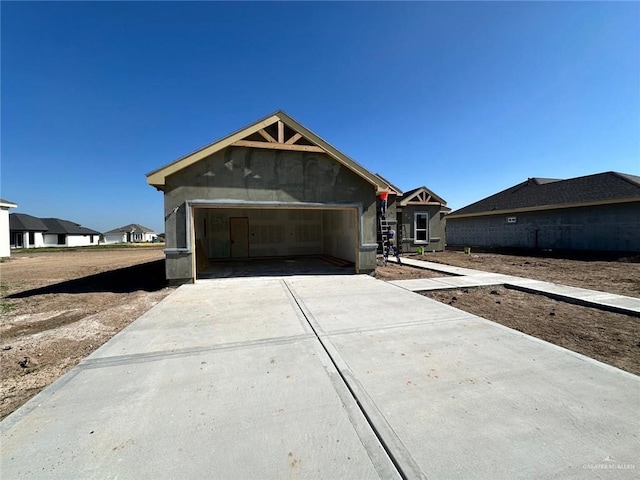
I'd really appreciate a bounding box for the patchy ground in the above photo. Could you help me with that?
[373,262,445,281]
[376,251,640,375]
[0,247,171,420]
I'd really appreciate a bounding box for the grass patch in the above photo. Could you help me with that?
[1,283,15,314]
[0,301,13,315]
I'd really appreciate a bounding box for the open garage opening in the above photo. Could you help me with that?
[193,206,358,278]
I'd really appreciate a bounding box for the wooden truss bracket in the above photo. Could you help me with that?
[231,121,324,153]
[403,189,442,206]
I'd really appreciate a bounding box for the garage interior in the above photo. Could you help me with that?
[193,206,358,278]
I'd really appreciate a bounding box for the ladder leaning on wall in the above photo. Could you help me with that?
[379,216,401,266]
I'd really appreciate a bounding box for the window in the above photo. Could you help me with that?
[414,212,429,244]
[11,232,23,247]
[57,234,65,245]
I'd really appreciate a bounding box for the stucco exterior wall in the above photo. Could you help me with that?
[104,232,155,244]
[12,231,46,248]
[163,146,377,283]
[399,205,447,253]
[446,202,640,252]
[42,234,98,247]
[67,234,98,247]
[0,208,10,257]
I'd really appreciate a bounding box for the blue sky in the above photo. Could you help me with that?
[2,1,638,234]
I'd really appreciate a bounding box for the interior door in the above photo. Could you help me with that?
[229,217,249,258]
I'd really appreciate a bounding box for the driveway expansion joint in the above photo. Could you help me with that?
[283,280,426,480]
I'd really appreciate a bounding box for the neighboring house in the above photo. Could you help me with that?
[8,213,47,248]
[103,224,157,244]
[446,171,640,253]
[0,199,18,257]
[146,110,393,285]
[9,214,101,248]
[396,186,450,253]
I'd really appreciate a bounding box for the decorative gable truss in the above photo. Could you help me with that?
[232,120,324,153]
[400,187,446,206]
[147,110,390,192]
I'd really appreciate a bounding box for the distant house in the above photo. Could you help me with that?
[446,171,640,253]
[0,199,18,257]
[8,213,47,248]
[9,214,101,248]
[103,224,157,244]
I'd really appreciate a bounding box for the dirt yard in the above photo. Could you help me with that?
[2,248,638,420]
[0,247,171,420]
[409,250,640,297]
[377,251,640,375]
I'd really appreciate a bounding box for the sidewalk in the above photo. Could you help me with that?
[393,257,640,317]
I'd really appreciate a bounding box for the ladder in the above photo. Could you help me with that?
[379,216,401,266]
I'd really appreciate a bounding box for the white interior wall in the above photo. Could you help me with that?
[196,208,323,258]
[321,209,356,262]
[194,207,356,262]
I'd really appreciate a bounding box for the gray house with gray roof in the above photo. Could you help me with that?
[446,171,640,253]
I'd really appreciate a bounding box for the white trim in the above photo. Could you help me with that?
[413,212,429,244]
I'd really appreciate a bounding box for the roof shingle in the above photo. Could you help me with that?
[10,214,100,235]
[104,224,155,235]
[449,171,640,217]
[9,213,48,231]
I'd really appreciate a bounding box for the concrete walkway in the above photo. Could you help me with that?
[2,275,639,479]
[393,257,640,317]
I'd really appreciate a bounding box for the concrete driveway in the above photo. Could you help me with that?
[2,275,638,479]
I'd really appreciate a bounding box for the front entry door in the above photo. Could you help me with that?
[229,217,249,258]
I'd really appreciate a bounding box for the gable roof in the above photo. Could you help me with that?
[449,171,640,218]
[104,223,155,235]
[9,213,48,231]
[10,213,101,235]
[40,218,101,236]
[399,186,447,206]
[146,110,391,193]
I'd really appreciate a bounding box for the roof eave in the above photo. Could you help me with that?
[448,196,640,218]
